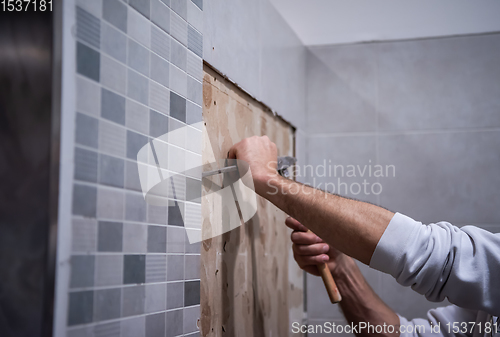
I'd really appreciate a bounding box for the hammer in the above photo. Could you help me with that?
[203,156,342,303]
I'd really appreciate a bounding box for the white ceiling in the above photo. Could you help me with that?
[269,0,500,46]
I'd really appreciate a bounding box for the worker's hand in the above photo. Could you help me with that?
[285,217,349,277]
[228,136,279,195]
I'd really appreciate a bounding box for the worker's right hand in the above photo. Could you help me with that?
[285,217,349,277]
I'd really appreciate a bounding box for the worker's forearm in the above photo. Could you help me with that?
[258,175,394,264]
[333,257,400,337]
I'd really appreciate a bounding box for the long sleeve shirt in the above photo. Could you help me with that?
[369,213,500,337]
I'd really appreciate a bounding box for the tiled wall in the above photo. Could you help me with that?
[60,0,204,336]
[305,33,500,334]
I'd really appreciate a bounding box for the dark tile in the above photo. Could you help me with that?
[149,110,169,138]
[94,322,120,337]
[70,255,95,288]
[125,192,147,222]
[102,23,127,63]
[150,53,170,88]
[184,280,200,306]
[103,0,127,33]
[166,254,184,281]
[76,6,100,48]
[166,282,183,309]
[170,92,186,122]
[101,88,126,125]
[122,285,145,316]
[72,184,97,217]
[68,290,94,326]
[130,0,150,18]
[127,130,149,160]
[93,288,121,321]
[97,221,123,252]
[147,225,167,253]
[151,0,170,34]
[128,39,150,76]
[77,42,100,82]
[191,0,202,11]
[76,112,99,148]
[99,154,125,188]
[186,177,201,203]
[146,313,165,337]
[187,25,202,58]
[166,309,183,337]
[168,200,184,226]
[74,147,98,182]
[124,254,146,284]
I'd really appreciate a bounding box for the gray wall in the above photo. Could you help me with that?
[305,33,500,333]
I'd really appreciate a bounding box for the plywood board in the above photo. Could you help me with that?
[200,65,303,337]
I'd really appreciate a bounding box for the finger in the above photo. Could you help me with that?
[227,143,239,159]
[294,251,330,268]
[293,243,329,256]
[285,217,308,232]
[291,230,322,245]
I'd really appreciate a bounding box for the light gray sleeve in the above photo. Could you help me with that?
[370,213,500,316]
[398,305,478,337]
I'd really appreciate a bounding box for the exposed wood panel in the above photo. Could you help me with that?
[201,65,303,337]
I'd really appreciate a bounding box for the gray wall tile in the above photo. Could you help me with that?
[184,203,200,230]
[170,11,187,46]
[94,288,121,321]
[94,321,121,337]
[185,126,201,154]
[70,255,95,288]
[184,239,200,254]
[168,200,184,226]
[99,120,126,157]
[168,145,185,173]
[97,187,124,220]
[186,101,202,126]
[166,309,183,337]
[126,100,149,134]
[129,0,150,19]
[99,154,124,188]
[122,285,145,316]
[145,283,166,313]
[151,25,170,61]
[72,184,97,217]
[72,218,98,253]
[171,0,187,20]
[184,280,199,306]
[68,291,94,326]
[191,0,202,11]
[169,91,186,122]
[95,255,124,286]
[77,42,100,82]
[151,0,170,34]
[147,225,167,253]
[77,6,101,48]
[150,53,170,88]
[184,254,199,280]
[168,117,185,148]
[166,254,184,281]
[76,0,102,18]
[187,76,202,106]
[146,312,165,337]
[123,223,147,253]
[149,109,169,138]
[97,221,123,252]
[149,80,170,115]
[167,226,185,253]
[186,0,202,34]
[150,139,169,168]
[103,0,127,33]
[125,192,148,221]
[125,160,144,192]
[127,69,149,105]
[101,88,126,125]
[187,25,202,57]
[101,23,127,63]
[100,55,127,95]
[121,316,145,337]
[183,305,199,334]
[76,112,99,148]
[167,173,186,200]
[169,63,187,97]
[166,282,183,309]
[123,255,146,284]
[127,130,149,160]
[128,39,150,76]
[186,50,202,81]
[67,326,94,337]
[146,255,166,282]
[77,77,101,116]
[147,203,168,225]
[128,6,151,48]
[75,147,98,182]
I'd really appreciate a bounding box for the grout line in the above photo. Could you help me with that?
[308,127,500,138]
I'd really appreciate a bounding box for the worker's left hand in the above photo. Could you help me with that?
[228,136,279,195]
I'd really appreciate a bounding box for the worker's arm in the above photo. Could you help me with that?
[228,136,394,265]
